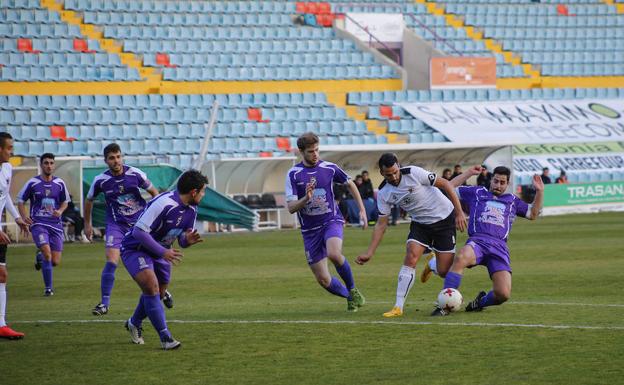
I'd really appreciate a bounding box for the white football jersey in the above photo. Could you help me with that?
[0,162,20,220]
[377,166,453,225]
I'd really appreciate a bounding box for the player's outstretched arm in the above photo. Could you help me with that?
[345,179,368,229]
[450,165,482,187]
[356,215,389,265]
[146,185,159,198]
[434,177,467,232]
[528,174,545,220]
[287,181,314,214]
[84,199,94,240]
[178,229,202,248]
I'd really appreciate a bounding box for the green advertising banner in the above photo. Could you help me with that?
[544,181,624,207]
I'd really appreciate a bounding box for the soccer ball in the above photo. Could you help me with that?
[437,288,463,312]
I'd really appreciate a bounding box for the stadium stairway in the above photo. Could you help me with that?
[326,92,406,144]
[40,0,158,83]
[414,0,540,87]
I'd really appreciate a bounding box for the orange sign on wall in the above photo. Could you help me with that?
[430,57,497,89]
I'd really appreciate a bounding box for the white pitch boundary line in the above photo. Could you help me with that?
[364,300,624,308]
[12,319,624,331]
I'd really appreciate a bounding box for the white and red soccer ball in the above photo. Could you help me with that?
[437,288,463,312]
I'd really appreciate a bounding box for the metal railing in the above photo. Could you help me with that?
[338,12,402,64]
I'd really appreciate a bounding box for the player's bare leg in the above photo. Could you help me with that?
[327,237,364,311]
[432,245,476,316]
[93,248,120,316]
[129,269,179,349]
[39,244,55,296]
[384,241,426,317]
[0,264,24,339]
[466,271,512,312]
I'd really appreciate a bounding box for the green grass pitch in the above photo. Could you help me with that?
[2,212,624,385]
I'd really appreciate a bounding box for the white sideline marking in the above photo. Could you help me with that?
[364,300,624,308]
[13,319,624,331]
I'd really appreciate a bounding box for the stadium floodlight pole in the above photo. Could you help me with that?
[193,100,220,171]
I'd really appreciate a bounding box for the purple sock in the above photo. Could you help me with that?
[42,259,53,290]
[324,276,350,299]
[335,259,355,290]
[478,291,498,308]
[130,294,146,327]
[443,271,462,289]
[143,294,171,341]
[100,262,117,306]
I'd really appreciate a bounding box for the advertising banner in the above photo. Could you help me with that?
[345,13,404,43]
[544,181,624,206]
[430,57,496,89]
[398,99,624,144]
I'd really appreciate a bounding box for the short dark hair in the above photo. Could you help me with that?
[177,169,209,194]
[355,174,362,179]
[362,170,369,175]
[454,164,461,168]
[378,153,398,170]
[0,132,13,149]
[296,132,319,151]
[443,168,451,174]
[103,143,121,158]
[40,153,55,164]
[493,166,511,181]
[542,167,549,172]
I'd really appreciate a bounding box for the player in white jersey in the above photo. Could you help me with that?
[0,133,29,339]
[356,153,467,317]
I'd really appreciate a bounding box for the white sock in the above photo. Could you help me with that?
[394,265,416,310]
[0,283,6,327]
[428,257,438,276]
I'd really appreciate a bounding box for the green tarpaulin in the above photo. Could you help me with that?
[83,165,256,229]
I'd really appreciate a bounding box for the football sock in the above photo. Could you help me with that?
[324,276,350,299]
[428,257,438,276]
[443,271,462,290]
[478,291,498,308]
[100,262,117,306]
[42,259,53,290]
[0,283,6,327]
[143,294,171,341]
[395,265,415,309]
[335,259,355,290]
[130,294,146,327]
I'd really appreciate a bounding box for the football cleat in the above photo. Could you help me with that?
[349,287,365,308]
[161,336,181,350]
[92,303,109,316]
[465,291,487,312]
[125,319,144,345]
[0,325,25,340]
[420,253,435,283]
[162,290,174,309]
[430,306,449,316]
[34,251,43,271]
[382,306,403,318]
[44,289,54,297]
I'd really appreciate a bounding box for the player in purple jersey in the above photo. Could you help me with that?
[17,153,70,296]
[285,132,367,312]
[84,143,159,316]
[433,166,544,316]
[121,170,207,350]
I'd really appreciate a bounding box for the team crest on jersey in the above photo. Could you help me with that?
[479,201,506,227]
[45,188,51,197]
[119,185,125,194]
[176,216,183,226]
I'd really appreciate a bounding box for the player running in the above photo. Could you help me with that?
[356,153,466,317]
[121,169,207,350]
[285,132,367,312]
[434,166,544,316]
[17,153,69,297]
[85,143,159,316]
[0,133,29,339]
